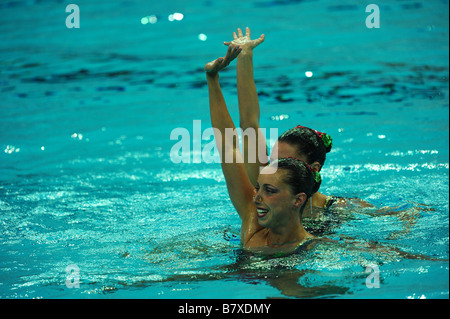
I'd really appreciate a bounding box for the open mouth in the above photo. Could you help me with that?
[256,208,269,218]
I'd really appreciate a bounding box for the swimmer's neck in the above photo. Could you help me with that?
[265,225,312,248]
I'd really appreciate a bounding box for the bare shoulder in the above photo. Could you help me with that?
[242,225,267,249]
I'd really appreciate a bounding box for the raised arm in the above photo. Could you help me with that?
[204,46,259,232]
[224,27,267,186]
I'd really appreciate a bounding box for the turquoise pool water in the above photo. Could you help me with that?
[0,0,448,299]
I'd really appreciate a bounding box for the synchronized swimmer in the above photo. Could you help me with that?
[204,28,333,255]
[203,28,438,258]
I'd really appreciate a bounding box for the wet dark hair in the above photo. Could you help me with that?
[278,126,332,168]
[272,157,319,214]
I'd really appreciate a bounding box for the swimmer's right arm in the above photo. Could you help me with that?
[205,46,261,233]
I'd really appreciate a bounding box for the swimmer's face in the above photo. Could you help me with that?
[271,141,322,173]
[270,141,308,163]
[253,167,301,229]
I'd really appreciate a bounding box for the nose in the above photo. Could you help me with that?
[253,190,262,204]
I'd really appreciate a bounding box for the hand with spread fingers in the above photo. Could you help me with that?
[223,27,265,55]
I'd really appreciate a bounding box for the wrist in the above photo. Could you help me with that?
[205,71,219,80]
[238,49,253,58]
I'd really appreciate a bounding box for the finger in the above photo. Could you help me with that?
[225,46,240,64]
[234,47,242,58]
[224,45,233,59]
[230,46,241,59]
[226,46,237,60]
[237,28,243,38]
[246,27,251,38]
[233,32,238,40]
[256,34,265,44]
[223,41,231,46]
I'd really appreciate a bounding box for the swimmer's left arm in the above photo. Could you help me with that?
[224,28,265,128]
[333,235,448,261]
[224,27,266,187]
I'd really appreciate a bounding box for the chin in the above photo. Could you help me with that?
[257,215,270,228]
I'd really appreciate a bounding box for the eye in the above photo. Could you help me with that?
[265,186,278,194]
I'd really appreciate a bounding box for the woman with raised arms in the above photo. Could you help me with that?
[204,39,320,255]
[221,27,355,215]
